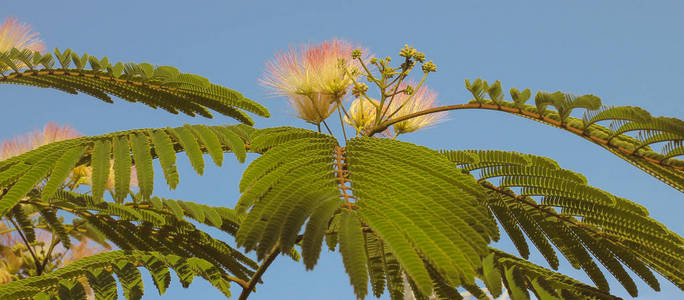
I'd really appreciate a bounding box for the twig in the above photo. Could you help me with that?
[8,217,43,275]
[238,243,281,300]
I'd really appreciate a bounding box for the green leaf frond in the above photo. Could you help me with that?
[235,127,340,260]
[0,124,250,214]
[0,48,269,123]
[248,126,331,153]
[487,248,621,300]
[28,190,258,281]
[347,137,499,297]
[460,79,684,192]
[442,149,684,296]
[0,250,239,300]
[236,128,504,299]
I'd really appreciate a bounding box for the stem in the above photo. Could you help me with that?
[379,57,412,121]
[381,72,428,122]
[345,67,380,110]
[316,123,321,133]
[304,93,334,137]
[379,75,406,120]
[39,232,58,272]
[356,57,378,84]
[225,275,250,290]
[480,182,627,246]
[321,119,333,136]
[338,98,353,121]
[9,217,43,275]
[337,104,348,142]
[238,243,281,300]
[367,102,684,170]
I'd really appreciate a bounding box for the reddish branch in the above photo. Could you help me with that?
[369,103,684,171]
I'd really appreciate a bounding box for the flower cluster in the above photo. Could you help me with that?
[0,122,82,161]
[0,17,44,53]
[261,39,367,125]
[344,98,379,133]
[387,82,446,134]
[263,40,445,136]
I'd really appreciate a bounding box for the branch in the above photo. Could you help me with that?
[478,181,622,246]
[8,217,42,275]
[368,103,684,171]
[238,243,281,300]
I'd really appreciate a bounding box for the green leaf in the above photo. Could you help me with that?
[41,146,86,201]
[302,197,344,269]
[0,151,61,215]
[339,210,369,299]
[90,139,112,203]
[113,136,132,203]
[211,126,247,163]
[168,126,204,175]
[149,130,179,190]
[130,133,154,200]
[504,265,529,300]
[188,125,223,167]
[482,253,502,297]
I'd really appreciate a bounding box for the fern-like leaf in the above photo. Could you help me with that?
[0,48,269,123]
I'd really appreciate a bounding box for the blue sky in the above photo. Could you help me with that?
[2,1,683,299]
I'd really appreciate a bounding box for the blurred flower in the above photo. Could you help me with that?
[80,162,138,190]
[261,39,369,124]
[0,16,44,53]
[0,221,107,289]
[387,82,446,134]
[344,98,379,132]
[0,122,137,190]
[0,122,82,161]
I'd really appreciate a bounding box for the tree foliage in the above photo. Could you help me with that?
[0,35,682,300]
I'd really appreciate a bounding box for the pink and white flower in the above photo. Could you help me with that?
[387,82,446,134]
[261,39,369,124]
[0,122,137,190]
[0,17,44,53]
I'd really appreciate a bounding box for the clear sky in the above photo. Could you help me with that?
[2,1,683,299]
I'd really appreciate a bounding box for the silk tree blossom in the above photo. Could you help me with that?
[0,122,82,161]
[0,17,45,73]
[0,17,44,53]
[261,39,369,124]
[387,82,446,134]
[344,98,378,132]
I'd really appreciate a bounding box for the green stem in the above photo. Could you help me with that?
[356,57,378,84]
[382,72,428,121]
[321,119,333,136]
[39,233,58,272]
[337,103,348,142]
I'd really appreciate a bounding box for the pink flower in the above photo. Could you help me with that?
[0,123,137,190]
[0,122,82,161]
[387,82,446,134]
[261,39,369,124]
[0,17,44,53]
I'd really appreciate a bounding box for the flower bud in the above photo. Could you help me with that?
[422,61,437,73]
[352,82,369,97]
[351,49,362,59]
